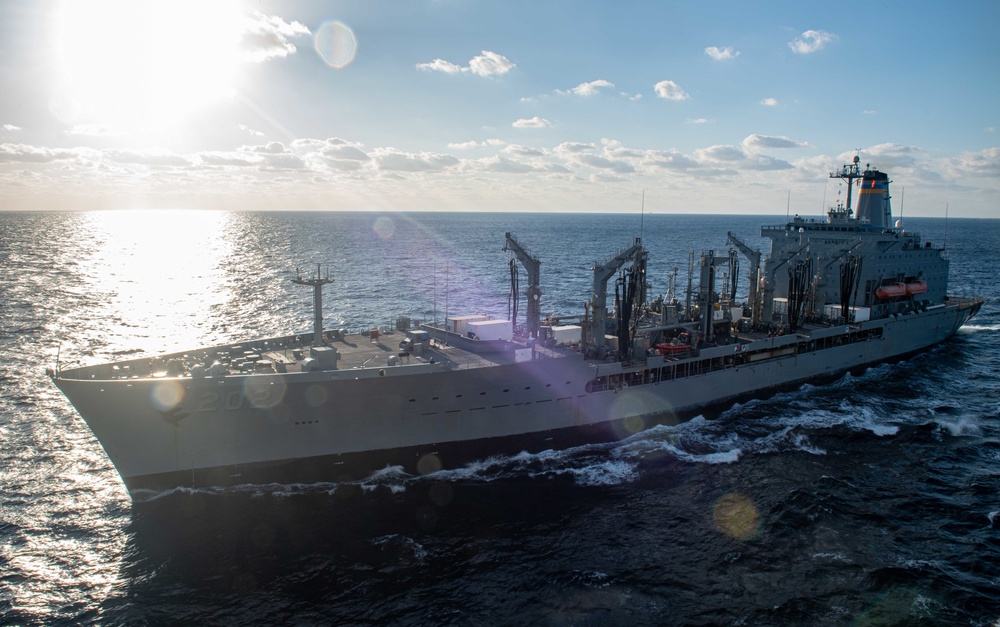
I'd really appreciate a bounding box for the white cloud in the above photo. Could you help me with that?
[240,12,311,62]
[2,124,21,131]
[258,153,307,170]
[761,97,778,107]
[742,155,794,171]
[448,139,507,150]
[862,110,877,116]
[244,141,288,154]
[415,58,463,74]
[373,148,459,172]
[704,46,739,61]
[104,149,191,167]
[416,51,515,77]
[788,30,837,54]
[2,135,994,216]
[695,145,745,162]
[563,80,615,96]
[504,144,545,157]
[653,80,689,101]
[512,116,551,129]
[198,151,259,167]
[478,156,537,174]
[555,142,596,154]
[0,143,93,164]
[687,118,711,124]
[601,139,644,160]
[854,143,922,170]
[645,150,698,170]
[321,144,369,161]
[239,124,265,137]
[742,134,808,152]
[623,92,642,101]
[468,51,515,77]
[68,124,119,137]
[985,127,996,133]
[953,147,1000,176]
[575,154,635,174]
[588,172,627,184]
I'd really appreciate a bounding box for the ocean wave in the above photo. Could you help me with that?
[371,534,428,565]
[960,324,1000,332]
[931,415,984,437]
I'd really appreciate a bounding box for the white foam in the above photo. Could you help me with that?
[811,552,849,562]
[553,460,639,486]
[677,447,743,464]
[959,323,1000,332]
[934,416,983,437]
[789,432,828,455]
[356,465,412,493]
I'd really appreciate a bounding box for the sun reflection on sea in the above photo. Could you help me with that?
[70,210,233,358]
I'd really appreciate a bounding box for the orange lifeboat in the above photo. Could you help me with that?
[655,341,691,356]
[875,283,907,299]
[905,280,928,295]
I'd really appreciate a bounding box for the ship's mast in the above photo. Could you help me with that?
[830,154,862,215]
[292,264,333,347]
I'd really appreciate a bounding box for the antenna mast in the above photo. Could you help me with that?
[292,264,333,347]
[944,203,949,250]
[640,189,645,241]
[830,154,862,215]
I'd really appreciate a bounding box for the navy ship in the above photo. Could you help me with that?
[51,158,984,494]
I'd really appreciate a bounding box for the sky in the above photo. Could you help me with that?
[0,0,998,217]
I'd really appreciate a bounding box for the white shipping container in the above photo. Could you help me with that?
[467,319,513,341]
[823,305,871,322]
[448,315,488,336]
[551,325,582,345]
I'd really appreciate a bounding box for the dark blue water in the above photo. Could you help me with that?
[1,211,998,625]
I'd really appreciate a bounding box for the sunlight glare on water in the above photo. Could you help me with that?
[73,210,233,356]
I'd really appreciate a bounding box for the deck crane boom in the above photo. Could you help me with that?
[504,232,542,339]
[726,231,762,324]
[586,238,645,356]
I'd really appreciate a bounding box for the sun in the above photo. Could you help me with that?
[52,0,244,134]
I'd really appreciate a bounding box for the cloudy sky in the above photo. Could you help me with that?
[1,0,997,216]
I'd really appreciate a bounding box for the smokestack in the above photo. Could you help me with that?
[856,167,891,228]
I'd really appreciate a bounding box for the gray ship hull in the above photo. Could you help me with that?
[54,297,981,493]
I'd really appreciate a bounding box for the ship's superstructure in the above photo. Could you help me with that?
[51,159,984,494]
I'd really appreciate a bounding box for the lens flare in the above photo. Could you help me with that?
[417,453,442,475]
[373,216,396,240]
[314,21,357,69]
[608,389,676,438]
[304,384,328,408]
[150,380,184,411]
[243,376,287,409]
[712,492,760,540]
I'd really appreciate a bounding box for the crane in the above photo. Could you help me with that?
[586,238,645,356]
[504,232,542,339]
[726,231,762,325]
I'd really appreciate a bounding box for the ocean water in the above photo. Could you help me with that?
[1,210,998,626]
